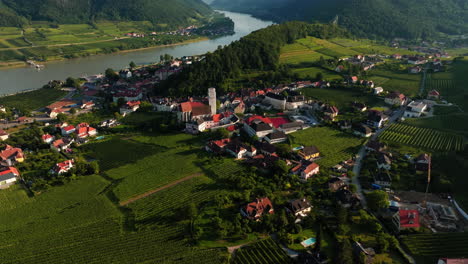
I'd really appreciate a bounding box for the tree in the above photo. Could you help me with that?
[315,72,323,81]
[56,113,67,122]
[69,108,77,115]
[366,190,389,211]
[65,77,81,88]
[274,160,289,174]
[105,68,118,82]
[349,184,357,193]
[88,161,100,174]
[129,61,136,69]
[338,239,354,264]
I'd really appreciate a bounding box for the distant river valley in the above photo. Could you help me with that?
[0,11,273,96]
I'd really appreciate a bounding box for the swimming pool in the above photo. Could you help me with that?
[301,237,316,247]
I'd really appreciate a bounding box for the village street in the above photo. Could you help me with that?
[352,106,406,208]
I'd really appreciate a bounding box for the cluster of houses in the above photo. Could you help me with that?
[337,54,385,72]
[43,122,98,152]
[0,145,24,189]
[240,196,314,223]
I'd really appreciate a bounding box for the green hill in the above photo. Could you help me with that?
[0,0,214,28]
[211,0,468,39]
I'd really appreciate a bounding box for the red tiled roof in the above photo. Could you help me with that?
[304,162,320,174]
[55,160,74,173]
[399,210,420,228]
[0,145,23,161]
[244,197,274,218]
[0,129,8,136]
[63,125,75,132]
[42,134,53,141]
[77,123,90,128]
[429,90,440,96]
[47,100,76,110]
[126,101,141,107]
[212,114,223,122]
[270,117,290,128]
[0,167,19,176]
[227,125,236,132]
[245,115,273,125]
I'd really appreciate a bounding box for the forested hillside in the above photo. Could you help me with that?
[0,0,214,28]
[160,22,350,95]
[211,0,468,39]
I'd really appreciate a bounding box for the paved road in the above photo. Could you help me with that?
[351,107,406,208]
[418,68,428,96]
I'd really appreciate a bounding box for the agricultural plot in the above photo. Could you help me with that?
[289,126,363,168]
[426,76,455,97]
[369,69,422,96]
[301,86,381,108]
[128,176,221,228]
[405,113,468,136]
[402,233,468,263]
[231,238,293,264]
[379,123,465,151]
[291,66,342,80]
[0,87,67,111]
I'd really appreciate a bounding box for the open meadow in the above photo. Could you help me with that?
[301,86,383,109]
[289,126,364,168]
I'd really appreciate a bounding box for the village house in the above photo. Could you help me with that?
[42,134,55,144]
[366,140,387,152]
[61,125,76,136]
[278,122,304,134]
[264,131,287,144]
[336,188,359,208]
[52,159,74,175]
[353,124,372,138]
[373,87,384,95]
[225,142,256,159]
[415,153,431,171]
[286,198,312,223]
[377,153,392,170]
[324,106,339,120]
[404,101,428,118]
[408,66,422,74]
[329,177,346,192]
[51,138,74,152]
[0,129,9,141]
[254,141,277,156]
[240,197,274,221]
[49,108,64,119]
[76,123,98,138]
[427,90,440,100]
[264,92,287,110]
[367,110,388,129]
[399,210,420,229]
[243,116,274,139]
[299,146,320,160]
[291,161,320,181]
[120,101,141,116]
[112,88,143,103]
[385,92,406,106]
[205,138,231,154]
[81,101,96,110]
[352,102,367,112]
[0,167,20,189]
[373,171,392,187]
[119,69,132,79]
[407,56,427,65]
[0,145,24,166]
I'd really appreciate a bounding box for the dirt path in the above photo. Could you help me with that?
[119,172,203,206]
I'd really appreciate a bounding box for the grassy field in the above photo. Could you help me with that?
[402,233,468,263]
[0,87,67,111]
[369,69,422,96]
[291,66,342,80]
[301,86,382,109]
[231,238,293,264]
[289,126,364,168]
[379,123,465,151]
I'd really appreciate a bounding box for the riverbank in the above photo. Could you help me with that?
[0,37,210,70]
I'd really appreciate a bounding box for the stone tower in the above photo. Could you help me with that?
[208,87,217,115]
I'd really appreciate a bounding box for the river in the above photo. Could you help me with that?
[0,11,273,96]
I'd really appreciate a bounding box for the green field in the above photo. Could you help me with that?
[301,86,382,109]
[405,113,468,136]
[0,87,67,112]
[369,69,422,96]
[379,123,465,151]
[82,133,206,201]
[291,66,342,80]
[289,126,364,168]
[402,233,468,263]
[0,21,201,62]
[231,238,293,264]
[0,175,226,263]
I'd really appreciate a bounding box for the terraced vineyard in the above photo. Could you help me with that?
[402,233,468,263]
[379,123,465,151]
[231,238,293,264]
[426,76,455,97]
